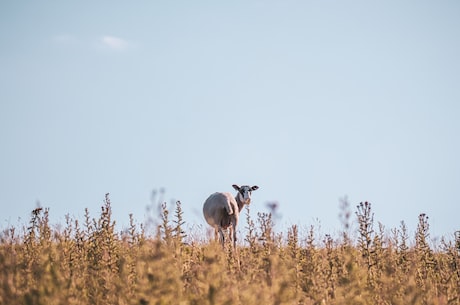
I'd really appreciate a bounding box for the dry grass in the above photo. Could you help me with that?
[1,194,459,305]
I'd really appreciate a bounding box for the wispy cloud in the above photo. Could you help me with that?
[52,34,136,52]
[100,35,131,51]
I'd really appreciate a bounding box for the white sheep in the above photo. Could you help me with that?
[203,184,259,247]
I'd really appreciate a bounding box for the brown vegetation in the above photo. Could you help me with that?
[0,194,459,305]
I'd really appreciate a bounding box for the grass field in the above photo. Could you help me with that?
[1,194,459,305]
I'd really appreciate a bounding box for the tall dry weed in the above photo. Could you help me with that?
[0,196,458,305]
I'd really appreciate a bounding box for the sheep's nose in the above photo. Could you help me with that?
[245,198,251,204]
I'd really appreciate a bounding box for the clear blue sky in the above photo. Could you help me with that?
[1,1,459,239]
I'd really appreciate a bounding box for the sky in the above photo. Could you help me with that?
[1,1,459,241]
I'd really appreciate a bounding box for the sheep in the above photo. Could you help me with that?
[203,184,259,247]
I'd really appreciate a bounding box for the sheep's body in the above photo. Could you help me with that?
[203,192,240,245]
[203,192,237,227]
[203,184,258,247]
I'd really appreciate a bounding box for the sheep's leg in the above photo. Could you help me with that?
[231,219,237,248]
[228,227,233,247]
[217,226,225,247]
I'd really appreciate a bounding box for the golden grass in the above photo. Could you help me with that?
[0,194,459,305]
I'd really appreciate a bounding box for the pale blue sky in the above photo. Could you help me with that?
[1,1,459,239]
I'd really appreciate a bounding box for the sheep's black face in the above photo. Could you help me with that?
[233,184,259,205]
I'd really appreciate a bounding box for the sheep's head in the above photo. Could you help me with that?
[233,184,259,205]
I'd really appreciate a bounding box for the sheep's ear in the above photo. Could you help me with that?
[251,185,259,191]
[232,184,240,191]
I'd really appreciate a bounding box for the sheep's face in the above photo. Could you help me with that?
[233,184,259,205]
